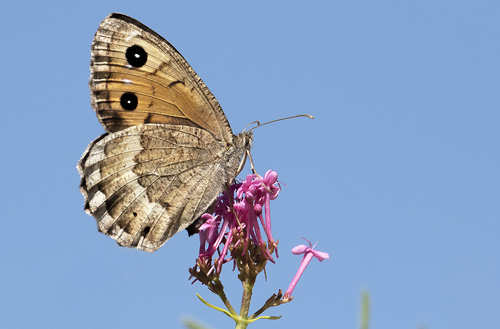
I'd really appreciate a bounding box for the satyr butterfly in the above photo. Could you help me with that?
[77,13,253,252]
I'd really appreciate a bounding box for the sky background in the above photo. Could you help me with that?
[1,1,499,328]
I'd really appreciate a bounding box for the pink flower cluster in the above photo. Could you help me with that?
[197,170,281,274]
[191,169,330,304]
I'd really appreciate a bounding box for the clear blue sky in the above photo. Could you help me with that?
[1,1,499,328]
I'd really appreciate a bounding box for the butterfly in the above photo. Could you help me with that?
[77,13,252,252]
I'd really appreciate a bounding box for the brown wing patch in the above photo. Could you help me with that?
[89,14,233,143]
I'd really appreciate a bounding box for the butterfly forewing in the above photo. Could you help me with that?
[90,13,233,143]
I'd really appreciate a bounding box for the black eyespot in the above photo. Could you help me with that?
[125,45,147,67]
[143,226,151,234]
[120,92,138,110]
[132,212,137,217]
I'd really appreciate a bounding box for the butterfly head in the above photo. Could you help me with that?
[240,130,253,151]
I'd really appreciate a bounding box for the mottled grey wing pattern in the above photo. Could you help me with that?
[78,124,239,252]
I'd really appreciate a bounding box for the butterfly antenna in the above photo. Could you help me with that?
[243,120,261,133]
[247,114,314,132]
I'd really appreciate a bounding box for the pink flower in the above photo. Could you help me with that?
[198,213,221,258]
[284,238,330,300]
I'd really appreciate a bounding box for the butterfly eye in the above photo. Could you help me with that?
[120,92,138,110]
[125,45,148,67]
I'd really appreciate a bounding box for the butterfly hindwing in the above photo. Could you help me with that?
[78,124,231,252]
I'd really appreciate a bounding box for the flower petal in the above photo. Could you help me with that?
[311,250,330,261]
[291,244,309,255]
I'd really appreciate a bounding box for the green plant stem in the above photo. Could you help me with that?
[213,280,237,316]
[235,275,256,329]
[360,291,370,329]
[235,321,248,329]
